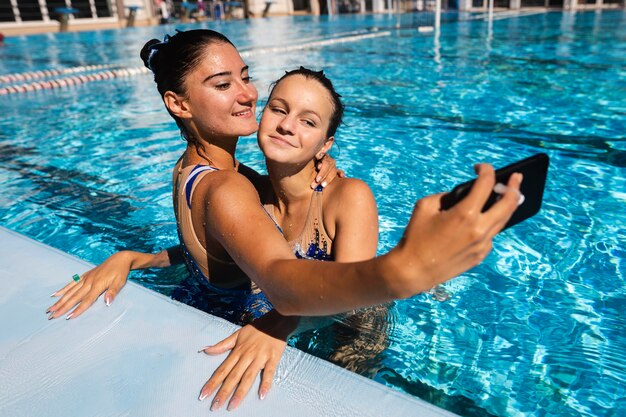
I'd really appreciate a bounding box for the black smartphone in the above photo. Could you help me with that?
[439,153,549,230]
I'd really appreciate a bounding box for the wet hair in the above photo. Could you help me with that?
[140,29,234,142]
[268,67,344,138]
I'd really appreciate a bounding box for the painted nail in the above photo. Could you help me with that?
[259,390,267,401]
[211,398,221,411]
[321,181,327,188]
[227,399,239,411]
[65,313,73,320]
[197,346,210,353]
[493,183,508,194]
[494,183,525,206]
[48,313,54,320]
[316,176,321,182]
[50,292,57,297]
[105,297,111,307]
[199,392,208,401]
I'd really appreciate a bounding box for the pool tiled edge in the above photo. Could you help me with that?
[0,226,459,417]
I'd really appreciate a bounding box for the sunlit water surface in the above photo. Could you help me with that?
[1,10,624,417]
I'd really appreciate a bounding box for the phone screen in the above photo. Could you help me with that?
[439,153,549,230]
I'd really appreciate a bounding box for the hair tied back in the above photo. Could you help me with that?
[147,34,172,71]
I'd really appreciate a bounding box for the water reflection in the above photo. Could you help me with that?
[0,10,624,417]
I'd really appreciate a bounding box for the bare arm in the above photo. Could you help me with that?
[202,164,521,316]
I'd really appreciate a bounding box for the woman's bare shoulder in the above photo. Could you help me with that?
[324,177,375,203]
[322,177,378,230]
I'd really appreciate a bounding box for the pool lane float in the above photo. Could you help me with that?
[0,64,120,84]
[1,29,393,96]
[0,66,150,95]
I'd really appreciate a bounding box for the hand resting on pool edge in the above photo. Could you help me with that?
[198,309,298,410]
[47,249,177,319]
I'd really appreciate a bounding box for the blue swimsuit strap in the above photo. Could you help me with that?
[184,164,219,209]
[263,205,284,235]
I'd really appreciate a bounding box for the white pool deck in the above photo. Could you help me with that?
[0,226,460,417]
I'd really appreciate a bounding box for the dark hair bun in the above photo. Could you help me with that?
[140,39,162,69]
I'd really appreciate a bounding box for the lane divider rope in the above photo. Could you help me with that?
[0,30,391,96]
[0,67,149,95]
[239,31,391,58]
[0,64,121,84]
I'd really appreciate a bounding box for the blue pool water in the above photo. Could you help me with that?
[1,10,625,417]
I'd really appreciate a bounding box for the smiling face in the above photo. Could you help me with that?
[258,74,335,167]
[168,42,259,140]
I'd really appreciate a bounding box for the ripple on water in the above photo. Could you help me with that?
[1,10,625,417]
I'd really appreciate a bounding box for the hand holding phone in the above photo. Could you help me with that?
[440,153,549,231]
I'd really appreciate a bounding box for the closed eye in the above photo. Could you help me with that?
[270,106,287,114]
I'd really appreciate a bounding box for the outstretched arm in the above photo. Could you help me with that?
[204,164,522,316]
[47,246,183,319]
[209,166,521,314]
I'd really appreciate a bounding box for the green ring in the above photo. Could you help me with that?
[72,274,81,283]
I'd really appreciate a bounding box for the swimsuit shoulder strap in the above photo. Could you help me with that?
[184,164,219,209]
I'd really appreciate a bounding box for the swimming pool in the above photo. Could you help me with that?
[1,10,624,417]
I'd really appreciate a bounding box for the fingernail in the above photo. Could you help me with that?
[310,183,316,189]
[227,399,239,411]
[211,398,221,411]
[105,297,111,307]
[493,183,508,194]
[259,390,267,401]
[199,392,208,401]
[494,183,525,206]
[65,313,73,320]
[321,181,327,188]
[50,292,57,297]
[197,346,210,353]
[48,313,54,320]
[316,176,321,182]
